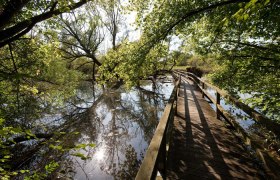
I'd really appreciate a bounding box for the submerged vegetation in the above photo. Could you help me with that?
[0,0,279,178]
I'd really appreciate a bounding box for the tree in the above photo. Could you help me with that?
[0,0,90,48]
[98,0,247,84]
[120,0,279,121]
[0,36,83,126]
[100,0,122,49]
[58,7,104,81]
[177,0,280,121]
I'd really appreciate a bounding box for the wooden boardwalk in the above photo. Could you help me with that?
[166,79,265,179]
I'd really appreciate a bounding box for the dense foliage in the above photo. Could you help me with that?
[127,0,279,121]
[0,0,279,178]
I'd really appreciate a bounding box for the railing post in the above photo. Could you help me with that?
[175,89,178,116]
[216,92,221,119]
[157,131,167,179]
[179,75,181,85]
[202,82,205,98]
[175,76,180,115]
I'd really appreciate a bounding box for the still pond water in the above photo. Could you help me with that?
[27,77,174,179]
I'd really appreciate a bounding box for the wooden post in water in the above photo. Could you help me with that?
[216,92,221,119]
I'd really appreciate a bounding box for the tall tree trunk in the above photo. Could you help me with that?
[112,22,117,50]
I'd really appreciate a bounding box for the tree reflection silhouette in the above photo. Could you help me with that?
[5,79,172,179]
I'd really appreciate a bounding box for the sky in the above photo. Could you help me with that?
[76,0,181,55]
[99,10,141,54]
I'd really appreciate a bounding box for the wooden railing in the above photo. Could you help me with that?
[174,70,280,178]
[175,70,280,137]
[135,75,181,180]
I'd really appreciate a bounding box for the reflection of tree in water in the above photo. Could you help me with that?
[93,81,167,178]
[95,89,132,177]
[121,82,167,142]
[3,79,172,179]
[1,82,101,177]
[115,145,141,180]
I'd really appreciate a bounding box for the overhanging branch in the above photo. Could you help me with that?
[160,0,250,40]
[0,0,88,48]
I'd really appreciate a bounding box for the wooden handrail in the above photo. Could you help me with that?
[135,76,181,180]
[174,70,280,178]
[175,70,280,138]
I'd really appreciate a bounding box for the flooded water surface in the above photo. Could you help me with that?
[17,77,174,179]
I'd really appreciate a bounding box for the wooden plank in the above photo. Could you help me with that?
[172,70,280,178]
[166,79,267,179]
[176,70,280,138]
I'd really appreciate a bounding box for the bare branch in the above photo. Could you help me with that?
[0,0,88,48]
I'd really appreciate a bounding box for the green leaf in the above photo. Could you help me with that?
[3,155,10,159]
[20,170,28,174]
[49,144,63,151]
[45,161,59,173]
[71,152,88,160]
[88,143,96,148]
[75,143,87,149]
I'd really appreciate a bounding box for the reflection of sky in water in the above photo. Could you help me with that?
[52,77,175,179]
[28,77,174,179]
